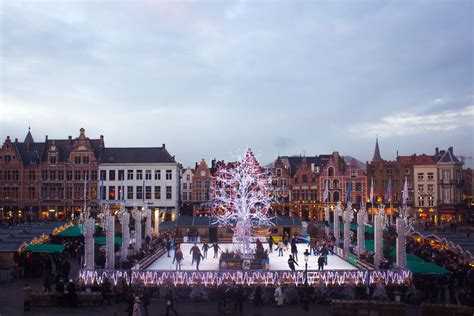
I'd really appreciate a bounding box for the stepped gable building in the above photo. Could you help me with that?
[99,144,180,219]
[270,157,291,216]
[191,159,213,214]
[0,128,102,220]
[180,167,194,214]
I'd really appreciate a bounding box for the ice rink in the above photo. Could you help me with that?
[146,243,357,271]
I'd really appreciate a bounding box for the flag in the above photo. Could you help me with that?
[369,178,374,204]
[83,177,87,201]
[323,180,329,202]
[346,181,352,203]
[142,180,145,203]
[402,177,409,205]
[385,179,392,203]
[100,179,104,202]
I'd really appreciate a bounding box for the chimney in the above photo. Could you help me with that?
[6,136,10,141]
[45,135,48,142]
[162,143,165,148]
[15,138,18,143]
[435,147,439,156]
[99,135,104,147]
[68,136,72,144]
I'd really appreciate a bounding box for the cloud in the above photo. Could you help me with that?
[349,105,474,137]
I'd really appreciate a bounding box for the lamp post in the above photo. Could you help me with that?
[304,249,310,285]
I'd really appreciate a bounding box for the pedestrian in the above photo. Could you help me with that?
[254,285,263,306]
[142,288,150,316]
[283,236,289,250]
[43,272,53,292]
[274,284,283,307]
[202,243,209,259]
[101,277,112,304]
[288,254,298,271]
[23,283,32,312]
[61,259,71,280]
[133,296,142,316]
[165,290,178,316]
[276,241,285,257]
[268,236,274,253]
[236,284,244,314]
[318,255,325,271]
[213,242,221,258]
[291,240,298,262]
[66,279,77,308]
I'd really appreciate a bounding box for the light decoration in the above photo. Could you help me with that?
[78,269,411,288]
[119,210,130,262]
[84,217,95,269]
[356,202,367,257]
[324,206,330,236]
[132,208,143,253]
[343,202,354,255]
[211,149,274,257]
[333,201,342,245]
[52,222,73,236]
[374,204,385,268]
[105,215,115,270]
[145,208,152,239]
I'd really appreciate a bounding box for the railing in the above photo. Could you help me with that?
[78,268,412,287]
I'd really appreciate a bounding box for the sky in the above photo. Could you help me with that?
[1,0,473,168]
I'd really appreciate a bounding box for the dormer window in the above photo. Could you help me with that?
[49,156,57,165]
[328,167,334,177]
[83,155,89,164]
[75,156,81,164]
[276,169,282,177]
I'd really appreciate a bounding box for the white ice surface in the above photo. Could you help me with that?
[146,243,357,271]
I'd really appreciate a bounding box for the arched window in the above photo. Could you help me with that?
[302,174,308,183]
[276,168,282,177]
[333,191,340,202]
[333,179,340,189]
[328,167,334,177]
[324,179,330,189]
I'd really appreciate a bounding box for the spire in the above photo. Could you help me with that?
[24,126,34,148]
[372,138,382,161]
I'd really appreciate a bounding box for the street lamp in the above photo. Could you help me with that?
[304,249,310,285]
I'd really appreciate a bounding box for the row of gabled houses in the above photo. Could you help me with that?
[0,127,470,224]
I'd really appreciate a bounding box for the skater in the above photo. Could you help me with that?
[291,239,298,262]
[318,255,325,271]
[268,236,274,253]
[288,254,298,271]
[189,243,200,265]
[202,243,209,259]
[276,241,285,257]
[213,242,221,258]
[166,240,173,257]
[174,246,183,271]
[190,244,204,270]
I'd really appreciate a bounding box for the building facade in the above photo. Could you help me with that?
[98,145,180,218]
[413,155,437,222]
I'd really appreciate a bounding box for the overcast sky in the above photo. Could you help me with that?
[1,0,473,167]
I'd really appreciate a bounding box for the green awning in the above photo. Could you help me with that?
[363,240,423,262]
[337,223,374,234]
[407,260,452,275]
[25,244,64,253]
[95,236,122,245]
[57,224,99,237]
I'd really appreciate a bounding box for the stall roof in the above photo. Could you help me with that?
[193,217,211,227]
[176,216,193,227]
[24,244,64,253]
[159,221,177,230]
[95,236,122,245]
[407,260,452,275]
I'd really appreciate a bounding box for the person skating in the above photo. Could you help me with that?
[268,236,274,253]
[202,243,209,259]
[174,247,183,271]
[276,241,285,257]
[213,242,221,258]
[291,239,298,262]
[288,254,298,271]
[189,243,200,265]
[318,255,325,271]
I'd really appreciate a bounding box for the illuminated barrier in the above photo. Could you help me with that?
[78,269,411,287]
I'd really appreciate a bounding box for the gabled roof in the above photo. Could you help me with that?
[414,154,436,165]
[41,139,102,162]
[100,147,176,164]
[438,147,461,164]
[14,142,44,165]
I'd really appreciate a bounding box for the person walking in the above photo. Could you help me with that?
[165,290,178,316]
[288,254,298,271]
[213,242,221,258]
[274,285,283,307]
[276,241,285,257]
[43,272,53,292]
[23,283,32,312]
[254,285,263,306]
[318,255,325,271]
[268,236,274,253]
[133,296,142,316]
[202,243,209,259]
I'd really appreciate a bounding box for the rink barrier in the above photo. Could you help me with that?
[78,269,411,287]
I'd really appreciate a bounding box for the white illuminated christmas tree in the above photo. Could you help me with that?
[211,149,274,257]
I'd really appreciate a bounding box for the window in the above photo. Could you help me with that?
[387,168,392,175]
[83,170,89,180]
[195,180,202,189]
[419,196,424,207]
[195,191,202,201]
[74,171,81,181]
[127,170,134,180]
[333,191,340,202]
[28,187,35,199]
[183,183,187,190]
[301,189,308,201]
[83,155,89,164]
[154,186,161,199]
[328,167,334,177]
[91,171,97,181]
[427,172,434,181]
[66,187,72,199]
[292,189,299,201]
[100,170,106,181]
[136,170,143,180]
[405,168,410,175]
[145,186,152,199]
[127,186,134,200]
[136,186,143,200]
[12,170,19,181]
[166,170,172,180]
[355,182,362,192]
[29,170,35,181]
[428,196,434,206]
[310,189,317,200]
[302,175,308,183]
[66,171,72,181]
[75,156,81,164]
[58,171,64,180]
[166,186,172,199]
[428,184,434,193]
[370,168,375,176]
[333,179,340,189]
[49,171,56,181]
[109,186,115,200]
[186,174,190,181]
[417,173,424,181]
[276,169,282,177]
[442,170,451,180]
[4,155,11,163]
[417,185,424,192]
[145,170,152,180]
[155,170,161,180]
[49,156,57,164]
[109,170,115,181]
[351,170,357,178]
